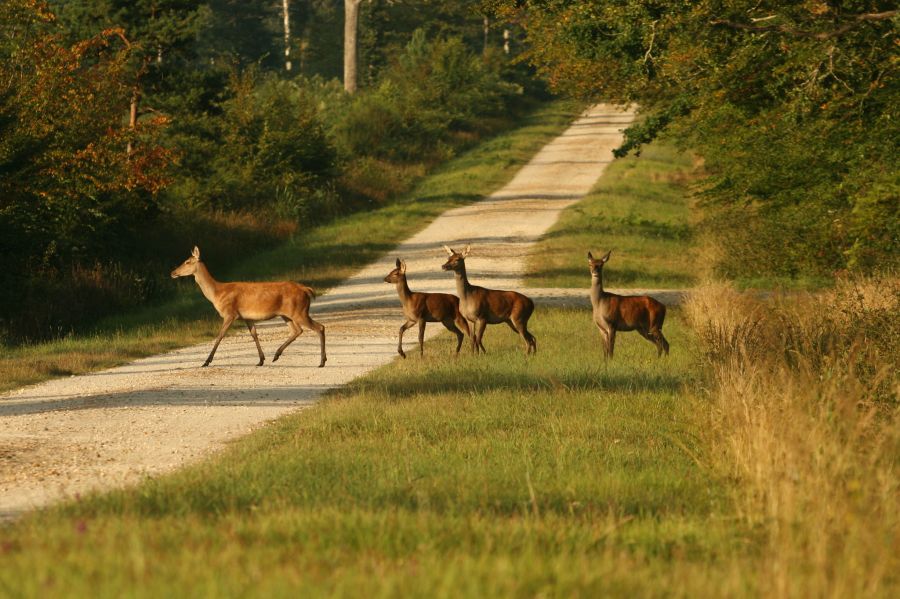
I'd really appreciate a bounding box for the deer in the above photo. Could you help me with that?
[383,258,471,358]
[170,246,326,368]
[441,245,536,355]
[588,250,669,358]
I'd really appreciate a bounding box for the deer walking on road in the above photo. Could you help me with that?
[384,258,470,358]
[588,250,669,358]
[441,245,536,355]
[170,246,326,368]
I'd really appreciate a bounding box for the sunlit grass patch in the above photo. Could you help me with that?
[526,143,697,289]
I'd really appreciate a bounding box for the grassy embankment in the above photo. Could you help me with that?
[0,100,580,394]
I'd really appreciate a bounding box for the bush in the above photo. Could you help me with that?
[334,30,521,162]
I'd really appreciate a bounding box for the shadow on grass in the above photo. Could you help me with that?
[352,368,684,398]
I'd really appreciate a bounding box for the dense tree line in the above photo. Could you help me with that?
[0,0,532,342]
[489,0,898,281]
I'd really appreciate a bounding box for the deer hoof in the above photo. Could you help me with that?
[272,354,280,362]
[257,360,264,367]
[202,361,210,368]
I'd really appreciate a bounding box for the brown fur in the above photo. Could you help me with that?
[588,250,668,358]
[171,246,326,367]
[384,258,471,358]
[441,245,536,355]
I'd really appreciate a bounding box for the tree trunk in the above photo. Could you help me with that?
[344,0,362,93]
[126,88,139,155]
[282,0,292,72]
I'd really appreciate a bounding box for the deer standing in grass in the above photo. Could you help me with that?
[170,246,326,368]
[588,250,669,358]
[384,258,470,358]
[441,245,536,355]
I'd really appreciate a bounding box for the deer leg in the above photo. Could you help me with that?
[475,319,488,354]
[607,328,617,358]
[273,319,302,363]
[298,313,327,367]
[245,321,265,366]
[203,315,236,367]
[450,315,470,355]
[397,320,415,359]
[414,320,426,356]
[637,329,664,358]
[654,329,670,357]
[508,319,535,355]
[596,322,611,358]
[443,318,465,355]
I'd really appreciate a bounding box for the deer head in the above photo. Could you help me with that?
[383,258,407,284]
[587,250,611,278]
[171,246,201,278]
[441,245,470,272]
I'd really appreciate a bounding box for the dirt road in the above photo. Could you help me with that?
[0,104,648,518]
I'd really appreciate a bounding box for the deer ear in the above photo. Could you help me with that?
[442,245,454,256]
[587,251,594,261]
[395,258,401,268]
[400,260,407,273]
[192,246,200,259]
[601,250,611,263]
[462,245,470,257]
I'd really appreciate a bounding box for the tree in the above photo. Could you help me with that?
[0,0,173,338]
[344,0,364,93]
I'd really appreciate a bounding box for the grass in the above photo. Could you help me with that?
[0,308,754,596]
[524,143,698,289]
[0,99,581,394]
[684,278,900,596]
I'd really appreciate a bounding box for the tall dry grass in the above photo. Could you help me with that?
[685,277,900,597]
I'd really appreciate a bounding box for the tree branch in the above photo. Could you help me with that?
[710,10,898,40]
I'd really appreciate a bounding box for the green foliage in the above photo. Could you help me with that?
[334,30,521,162]
[0,1,173,341]
[491,0,900,280]
[202,70,338,213]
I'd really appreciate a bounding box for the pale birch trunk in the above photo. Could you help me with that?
[282,0,292,72]
[343,0,363,93]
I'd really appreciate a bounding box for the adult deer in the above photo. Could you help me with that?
[384,258,470,358]
[441,245,536,355]
[170,246,326,368]
[588,250,669,358]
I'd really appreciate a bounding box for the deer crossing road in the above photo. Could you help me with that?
[0,104,681,518]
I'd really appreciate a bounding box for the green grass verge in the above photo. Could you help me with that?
[0,100,581,394]
[524,143,697,289]
[0,308,752,596]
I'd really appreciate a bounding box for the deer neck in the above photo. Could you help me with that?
[454,263,473,299]
[395,276,413,306]
[193,262,220,305]
[590,272,607,307]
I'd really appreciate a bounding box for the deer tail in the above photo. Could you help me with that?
[297,283,317,300]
